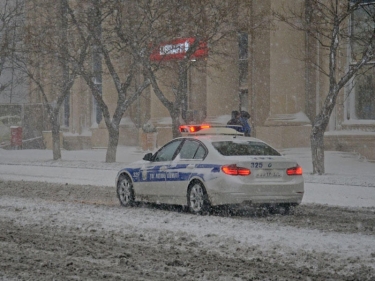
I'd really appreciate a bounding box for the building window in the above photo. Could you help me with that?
[350,0,375,4]
[351,2,375,60]
[354,65,375,119]
[350,2,375,120]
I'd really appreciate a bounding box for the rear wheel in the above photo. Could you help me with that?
[280,203,298,215]
[187,181,210,215]
[117,174,135,207]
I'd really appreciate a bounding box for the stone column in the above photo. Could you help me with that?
[254,0,312,149]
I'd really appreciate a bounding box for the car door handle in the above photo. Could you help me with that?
[187,164,195,169]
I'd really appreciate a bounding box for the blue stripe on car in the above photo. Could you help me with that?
[119,164,222,183]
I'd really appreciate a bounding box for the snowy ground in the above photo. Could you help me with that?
[1,146,375,280]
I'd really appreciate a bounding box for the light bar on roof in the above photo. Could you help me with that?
[179,124,211,133]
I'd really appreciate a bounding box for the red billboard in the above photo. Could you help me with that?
[150,38,208,61]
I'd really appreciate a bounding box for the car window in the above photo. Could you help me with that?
[194,145,206,159]
[179,140,200,159]
[212,141,281,156]
[153,140,182,162]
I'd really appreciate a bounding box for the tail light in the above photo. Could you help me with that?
[221,164,251,176]
[286,165,303,176]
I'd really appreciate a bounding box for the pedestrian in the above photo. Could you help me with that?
[240,110,251,136]
[227,110,242,126]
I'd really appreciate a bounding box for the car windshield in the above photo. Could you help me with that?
[212,141,281,156]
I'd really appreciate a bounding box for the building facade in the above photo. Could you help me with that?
[30,0,375,160]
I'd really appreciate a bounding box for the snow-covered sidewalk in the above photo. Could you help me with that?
[0,146,374,208]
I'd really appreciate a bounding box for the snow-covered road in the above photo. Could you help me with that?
[1,163,375,208]
[1,147,375,280]
[1,146,375,208]
[0,163,118,186]
[1,180,375,280]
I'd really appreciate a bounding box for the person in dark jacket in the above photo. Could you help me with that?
[240,110,251,136]
[227,110,242,125]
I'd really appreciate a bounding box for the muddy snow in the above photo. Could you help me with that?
[1,180,375,280]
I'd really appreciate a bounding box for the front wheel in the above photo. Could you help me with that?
[117,174,135,207]
[187,181,211,215]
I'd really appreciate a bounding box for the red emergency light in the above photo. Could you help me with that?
[179,124,211,133]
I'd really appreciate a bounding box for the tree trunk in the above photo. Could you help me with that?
[310,95,333,175]
[310,127,325,175]
[51,115,61,160]
[171,109,181,138]
[105,125,119,163]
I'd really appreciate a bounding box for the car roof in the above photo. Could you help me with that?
[179,135,265,144]
[190,127,243,136]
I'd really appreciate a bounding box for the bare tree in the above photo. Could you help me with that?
[69,0,150,163]
[16,0,89,160]
[0,0,25,101]
[115,0,250,138]
[275,0,375,174]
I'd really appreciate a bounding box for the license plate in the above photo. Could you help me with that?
[255,170,282,178]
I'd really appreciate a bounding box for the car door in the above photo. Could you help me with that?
[161,139,207,203]
[136,139,183,202]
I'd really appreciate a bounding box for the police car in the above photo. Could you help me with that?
[116,125,304,214]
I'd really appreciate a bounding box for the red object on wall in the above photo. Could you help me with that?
[150,38,208,61]
[10,126,22,148]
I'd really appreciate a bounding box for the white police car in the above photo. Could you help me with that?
[116,125,304,214]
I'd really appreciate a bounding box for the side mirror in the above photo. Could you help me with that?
[143,153,153,161]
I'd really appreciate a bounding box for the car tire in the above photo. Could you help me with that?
[269,203,297,215]
[117,174,135,207]
[281,203,298,215]
[187,180,211,215]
